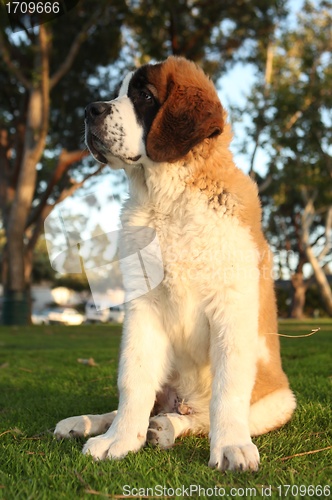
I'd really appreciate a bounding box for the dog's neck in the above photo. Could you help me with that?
[125,160,192,210]
[123,128,236,216]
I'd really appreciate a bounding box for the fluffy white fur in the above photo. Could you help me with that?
[55,57,296,472]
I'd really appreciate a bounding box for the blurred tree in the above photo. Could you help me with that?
[31,236,56,283]
[0,0,288,324]
[0,0,128,324]
[244,0,332,317]
[127,0,287,78]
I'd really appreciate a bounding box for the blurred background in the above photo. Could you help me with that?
[0,0,331,325]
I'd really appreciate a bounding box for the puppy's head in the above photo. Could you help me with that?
[85,56,224,166]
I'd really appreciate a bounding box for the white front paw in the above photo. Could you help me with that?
[209,443,260,472]
[83,432,145,461]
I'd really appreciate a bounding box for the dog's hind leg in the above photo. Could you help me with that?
[249,388,296,436]
[54,411,117,439]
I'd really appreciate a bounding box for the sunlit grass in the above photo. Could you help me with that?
[0,320,331,499]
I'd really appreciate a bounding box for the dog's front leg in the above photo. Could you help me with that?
[207,289,260,472]
[83,301,171,460]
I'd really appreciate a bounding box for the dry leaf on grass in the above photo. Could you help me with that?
[0,427,23,438]
[281,445,332,461]
[77,358,98,367]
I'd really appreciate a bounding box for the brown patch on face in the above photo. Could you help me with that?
[145,57,224,163]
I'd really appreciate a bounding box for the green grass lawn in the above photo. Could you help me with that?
[0,320,331,499]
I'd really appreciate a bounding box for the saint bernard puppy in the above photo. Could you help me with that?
[55,56,296,471]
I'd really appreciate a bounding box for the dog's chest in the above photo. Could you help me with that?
[148,203,212,288]
[122,194,252,291]
[121,166,259,298]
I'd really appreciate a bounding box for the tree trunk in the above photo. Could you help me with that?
[290,271,308,318]
[3,26,50,325]
[301,194,332,317]
[305,245,332,316]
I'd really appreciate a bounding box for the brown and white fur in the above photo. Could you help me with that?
[54,57,296,472]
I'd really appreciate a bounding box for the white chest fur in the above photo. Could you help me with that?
[122,161,259,295]
[120,162,259,375]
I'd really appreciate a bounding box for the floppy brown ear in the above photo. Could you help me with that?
[146,83,224,163]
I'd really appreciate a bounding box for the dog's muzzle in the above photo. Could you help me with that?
[85,101,112,164]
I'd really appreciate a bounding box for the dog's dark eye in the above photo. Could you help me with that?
[139,90,152,101]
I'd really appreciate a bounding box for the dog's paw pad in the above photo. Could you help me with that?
[146,416,175,449]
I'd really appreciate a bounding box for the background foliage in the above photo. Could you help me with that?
[0,0,331,322]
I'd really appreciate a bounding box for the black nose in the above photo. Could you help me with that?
[85,102,110,121]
